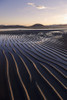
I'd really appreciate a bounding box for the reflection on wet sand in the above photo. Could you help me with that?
[0,30,67,100]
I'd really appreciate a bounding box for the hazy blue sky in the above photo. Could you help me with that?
[0,0,67,25]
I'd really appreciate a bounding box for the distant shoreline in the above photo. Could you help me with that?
[0,28,67,32]
[0,24,67,30]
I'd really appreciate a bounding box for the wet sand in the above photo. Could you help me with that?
[0,30,67,100]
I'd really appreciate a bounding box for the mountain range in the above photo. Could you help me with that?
[0,24,67,29]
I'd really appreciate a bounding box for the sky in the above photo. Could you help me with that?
[0,0,67,25]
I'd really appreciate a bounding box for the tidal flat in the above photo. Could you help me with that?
[0,29,67,100]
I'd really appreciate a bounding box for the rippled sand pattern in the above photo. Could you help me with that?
[0,30,67,100]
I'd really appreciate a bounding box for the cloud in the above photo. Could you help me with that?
[27,3,34,6]
[36,6,47,9]
[27,2,47,10]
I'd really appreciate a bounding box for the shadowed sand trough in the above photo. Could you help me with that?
[0,30,67,100]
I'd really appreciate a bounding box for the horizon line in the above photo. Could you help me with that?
[0,23,67,26]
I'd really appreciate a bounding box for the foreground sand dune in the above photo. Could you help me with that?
[0,30,67,100]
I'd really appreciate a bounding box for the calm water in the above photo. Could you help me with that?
[0,28,67,32]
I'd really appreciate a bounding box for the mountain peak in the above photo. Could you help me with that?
[30,24,45,28]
